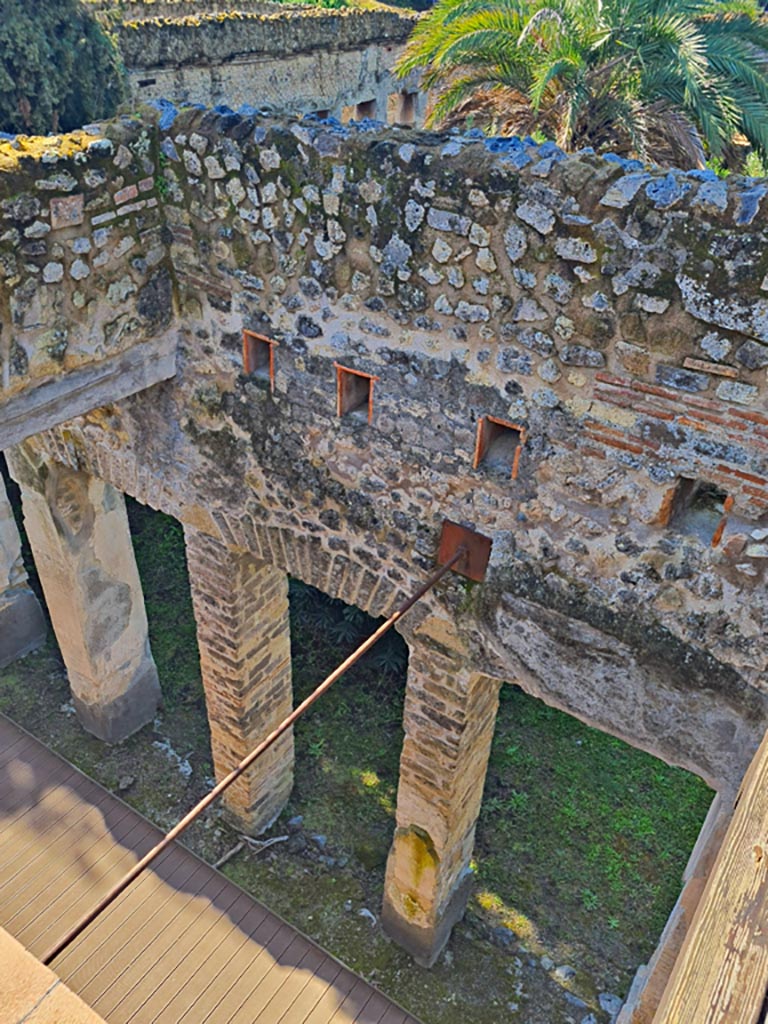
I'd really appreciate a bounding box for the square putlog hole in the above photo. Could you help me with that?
[243,330,277,391]
[474,416,527,478]
[665,477,730,543]
[335,364,378,423]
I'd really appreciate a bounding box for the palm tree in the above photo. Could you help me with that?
[396,0,768,169]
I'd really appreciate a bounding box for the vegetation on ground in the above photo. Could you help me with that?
[397,0,768,169]
[0,492,714,1021]
[0,0,125,135]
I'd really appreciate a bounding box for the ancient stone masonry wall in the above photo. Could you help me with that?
[114,8,422,127]
[5,111,767,795]
[86,0,297,20]
[0,126,176,447]
[117,9,416,67]
[4,109,768,991]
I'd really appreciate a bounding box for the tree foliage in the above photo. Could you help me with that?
[397,0,768,168]
[0,0,125,135]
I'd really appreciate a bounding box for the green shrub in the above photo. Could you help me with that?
[0,0,125,135]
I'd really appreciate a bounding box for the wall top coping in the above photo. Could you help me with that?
[1,109,765,216]
[115,6,418,67]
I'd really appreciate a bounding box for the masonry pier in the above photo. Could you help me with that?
[6,452,160,741]
[185,526,294,834]
[382,633,502,965]
[0,474,46,669]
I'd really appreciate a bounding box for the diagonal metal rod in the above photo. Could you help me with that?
[41,546,467,966]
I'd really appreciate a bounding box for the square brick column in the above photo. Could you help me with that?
[184,526,294,835]
[6,449,160,741]
[0,474,46,668]
[382,624,501,966]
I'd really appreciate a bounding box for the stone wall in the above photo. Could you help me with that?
[0,127,176,448]
[115,9,424,127]
[3,110,766,785]
[87,0,297,19]
[2,109,767,992]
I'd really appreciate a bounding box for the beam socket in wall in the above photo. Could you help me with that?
[335,363,378,423]
[663,477,731,544]
[342,100,377,123]
[473,416,527,479]
[243,330,278,392]
[387,91,417,126]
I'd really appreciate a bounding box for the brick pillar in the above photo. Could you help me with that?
[184,527,294,835]
[382,624,501,966]
[0,474,46,668]
[6,449,160,741]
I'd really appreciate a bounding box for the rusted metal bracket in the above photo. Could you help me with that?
[438,519,492,582]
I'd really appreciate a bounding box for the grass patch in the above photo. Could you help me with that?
[473,687,713,977]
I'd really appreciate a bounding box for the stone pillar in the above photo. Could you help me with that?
[6,449,160,741]
[382,622,502,966]
[184,526,294,835]
[0,474,46,668]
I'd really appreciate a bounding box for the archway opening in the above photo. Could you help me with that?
[219,579,410,965]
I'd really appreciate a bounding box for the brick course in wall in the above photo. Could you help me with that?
[185,525,294,832]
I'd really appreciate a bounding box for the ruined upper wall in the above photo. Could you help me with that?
[115,6,422,126]
[3,110,767,789]
[117,8,416,67]
[86,0,304,19]
[0,124,175,446]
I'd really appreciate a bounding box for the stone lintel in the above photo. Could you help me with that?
[0,333,176,451]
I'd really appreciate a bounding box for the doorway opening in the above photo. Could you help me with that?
[473,684,714,1002]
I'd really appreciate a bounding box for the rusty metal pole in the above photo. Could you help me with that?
[41,546,468,966]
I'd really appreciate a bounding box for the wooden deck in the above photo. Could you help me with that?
[0,714,420,1024]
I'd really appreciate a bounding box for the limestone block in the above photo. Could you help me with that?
[7,453,159,742]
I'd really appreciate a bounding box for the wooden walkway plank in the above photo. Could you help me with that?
[147,897,271,1022]
[198,922,303,1024]
[276,951,344,1024]
[652,727,768,1024]
[104,873,241,1020]
[53,848,197,984]
[222,932,313,1024]
[354,990,393,1024]
[328,978,381,1024]
[174,908,289,1023]
[3,804,136,932]
[225,933,315,1024]
[0,713,422,1024]
[67,857,210,1001]
[250,945,329,1024]
[297,963,359,1024]
[0,769,87,863]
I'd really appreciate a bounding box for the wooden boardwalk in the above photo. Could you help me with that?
[0,714,420,1024]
